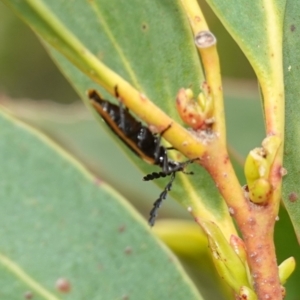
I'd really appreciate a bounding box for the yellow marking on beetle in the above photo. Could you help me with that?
[90,99,156,165]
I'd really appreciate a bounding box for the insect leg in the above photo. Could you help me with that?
[143,146,176,181]
[114,85,129,132]
[182,157,200,167]
[175,157,200,175]
[148,172,176,226]
[158,146,179,175]
[118,102,127,131]
[153,124,172,162]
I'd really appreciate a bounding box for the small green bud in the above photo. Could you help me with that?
[244,136,281,204]
[244,148,268,185]
[249,178,272,204]
[278,256,296,285]
[197,92,214,117]
[176,88,214,130]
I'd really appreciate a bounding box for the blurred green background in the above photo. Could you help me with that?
[1,1,299,299]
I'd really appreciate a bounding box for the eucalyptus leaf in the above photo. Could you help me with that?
[205,0,286,82]
[282,0,300,242]
[0,109,203,299]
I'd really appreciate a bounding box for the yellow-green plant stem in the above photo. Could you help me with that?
[180,0,225,142]
[205,151,282,299]
[255,1,285,226]
[178,0,238,240]
[257,0,285,209]
[181,0,285,299]
[246,1,285,298]
[256,0,285,139]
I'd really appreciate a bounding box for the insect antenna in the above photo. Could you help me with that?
[143,171,168,181]
[148,172,176,226]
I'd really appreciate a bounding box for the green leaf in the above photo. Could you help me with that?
[282,0,300,242]
[0,109,204,299]
[205,0,286,83]
[2,0,236,235]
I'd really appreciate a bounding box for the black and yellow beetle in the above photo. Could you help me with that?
[88,87,196,226]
